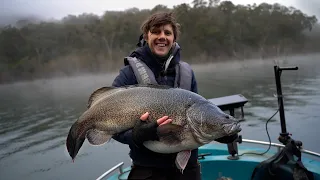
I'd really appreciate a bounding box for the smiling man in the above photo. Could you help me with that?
[141,17,177,57]
[111,11,239,180]
[111,12,202,179]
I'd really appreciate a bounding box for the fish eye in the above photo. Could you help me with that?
[225,115,229,119]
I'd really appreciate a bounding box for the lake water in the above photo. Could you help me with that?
[1,53,320,180]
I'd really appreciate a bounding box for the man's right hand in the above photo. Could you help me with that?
[132,112,172,146]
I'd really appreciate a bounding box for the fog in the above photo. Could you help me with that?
[0,0,319,26]
[0,0,193,23]
[294,0,320,18]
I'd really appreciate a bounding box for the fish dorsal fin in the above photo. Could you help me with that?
[87,86,121,108]
[144,83,172,89]
[125,83,172,89]
[87,84,172,108]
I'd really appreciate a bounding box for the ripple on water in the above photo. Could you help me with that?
[0,102,80,163]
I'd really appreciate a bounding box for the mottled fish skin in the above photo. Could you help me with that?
[89,85,194,129]
[66,84,241,160]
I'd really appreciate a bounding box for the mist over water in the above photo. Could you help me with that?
[1,53,320,180]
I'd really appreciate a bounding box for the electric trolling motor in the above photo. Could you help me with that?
[226,65,303,160]
[274,65,303,147]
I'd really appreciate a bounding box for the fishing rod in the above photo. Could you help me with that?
[273,65,302,147]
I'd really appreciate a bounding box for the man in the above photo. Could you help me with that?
[112,11,237,180]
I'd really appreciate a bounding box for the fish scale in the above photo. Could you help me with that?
[91,87,190,127]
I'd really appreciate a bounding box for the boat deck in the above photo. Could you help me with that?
[102,142,320,180]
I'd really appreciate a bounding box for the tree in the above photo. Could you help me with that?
[0,2,318,84]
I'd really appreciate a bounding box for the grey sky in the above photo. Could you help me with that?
[0,0,319,20]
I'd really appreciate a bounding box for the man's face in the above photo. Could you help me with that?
[146,24,175,57]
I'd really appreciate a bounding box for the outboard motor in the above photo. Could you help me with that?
[251,66,315,180]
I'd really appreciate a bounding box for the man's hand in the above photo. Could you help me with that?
[132,112,172,146]
[140,112,172,126]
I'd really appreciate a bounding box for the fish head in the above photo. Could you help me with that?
[186,100,241,144]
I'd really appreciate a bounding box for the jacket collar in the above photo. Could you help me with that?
[129,42,181,76]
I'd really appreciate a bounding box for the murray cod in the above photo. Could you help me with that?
[66,84,241,171]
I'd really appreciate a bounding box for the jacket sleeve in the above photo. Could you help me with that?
[111,65,137,145]
[112,129,135,145]
[191,70,198,94]
[112,65,137,87]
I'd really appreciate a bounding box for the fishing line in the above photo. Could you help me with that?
[238,108,279,156]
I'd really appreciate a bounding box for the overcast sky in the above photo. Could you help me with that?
[1,0,319,20]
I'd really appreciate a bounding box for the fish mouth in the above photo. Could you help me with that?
[223,123,242,135]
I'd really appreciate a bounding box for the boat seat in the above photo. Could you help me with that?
[208,94,248,119]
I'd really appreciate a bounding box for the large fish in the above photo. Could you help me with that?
[66,84,241,171]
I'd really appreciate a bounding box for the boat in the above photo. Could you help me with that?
[96,65,320,180]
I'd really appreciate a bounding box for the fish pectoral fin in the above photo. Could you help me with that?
[157,124,183,136]
[175,150,192,173]
[157,124,184,145]
[86,129,112,146]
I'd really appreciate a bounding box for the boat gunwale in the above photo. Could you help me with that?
[241,138,320,157]
[96,162,124,180]
[97,138,320,180]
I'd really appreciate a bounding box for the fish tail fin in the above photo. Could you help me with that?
[66,123,85,160]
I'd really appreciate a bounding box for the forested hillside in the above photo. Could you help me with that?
[0,0,319,84]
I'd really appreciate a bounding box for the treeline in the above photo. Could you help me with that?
[0,0,319,84]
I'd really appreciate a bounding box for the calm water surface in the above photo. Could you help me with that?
[1,54,320,180]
